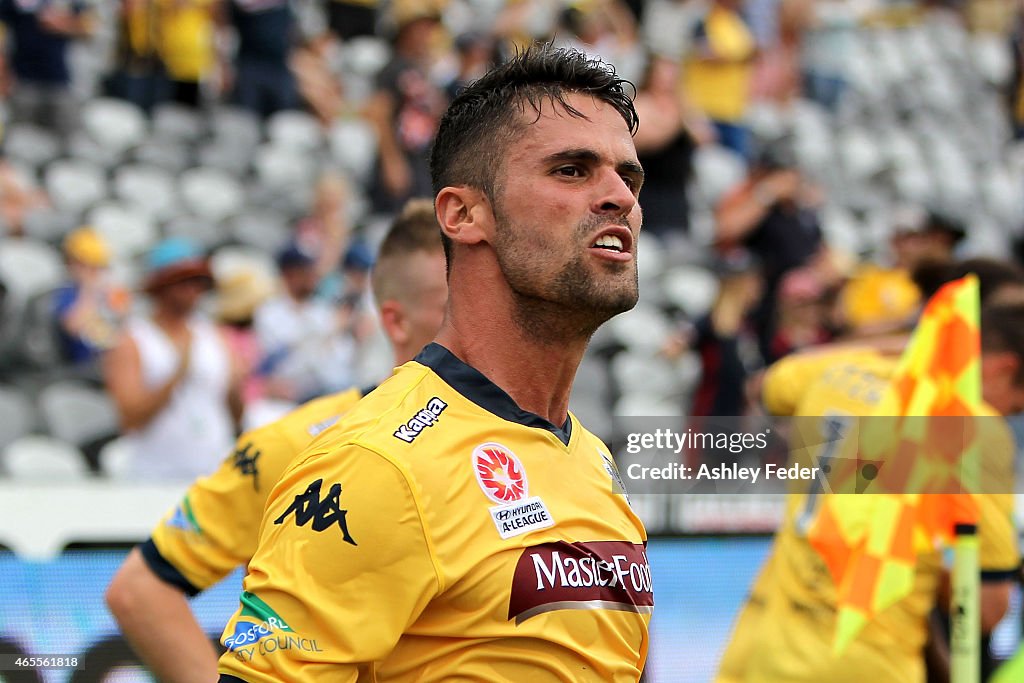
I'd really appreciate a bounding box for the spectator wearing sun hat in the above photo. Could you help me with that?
[103,238,242,481]
[52,227,132,366]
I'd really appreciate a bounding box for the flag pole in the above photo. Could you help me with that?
[950,522,980,683]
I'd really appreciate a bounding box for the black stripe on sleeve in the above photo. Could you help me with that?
[981,567,1020,583]
[139,538,202,597]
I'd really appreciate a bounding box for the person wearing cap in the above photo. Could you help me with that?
[365,0,448,213]
[252,241,359,404]
[52,227,132,367]
[103,238,241,481]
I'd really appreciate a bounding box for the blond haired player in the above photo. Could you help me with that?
[716,303,1024,683]
[105,200,447,683]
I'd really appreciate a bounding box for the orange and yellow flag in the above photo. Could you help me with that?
[807,275,982,653]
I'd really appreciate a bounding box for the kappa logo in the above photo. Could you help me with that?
[474,443,527,504]
[273,478,357,545]
[393,397,448,443]
[232,442,262,491]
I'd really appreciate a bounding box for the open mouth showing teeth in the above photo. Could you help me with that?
[593,235,624,252]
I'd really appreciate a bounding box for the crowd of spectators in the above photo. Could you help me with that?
[0,0,1023,480]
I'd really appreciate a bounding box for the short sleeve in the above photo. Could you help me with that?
[217,443,442,682]
[149,425,293,591]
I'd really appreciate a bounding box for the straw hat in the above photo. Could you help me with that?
[215,269,276,323]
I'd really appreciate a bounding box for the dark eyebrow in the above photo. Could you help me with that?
[543,149,646,183]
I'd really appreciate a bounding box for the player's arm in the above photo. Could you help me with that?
[218,442,442,681]
[108,426,291,682]
[106,547,218,683]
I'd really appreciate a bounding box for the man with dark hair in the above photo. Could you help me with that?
[217,45,651,681]
[106,200,448,683]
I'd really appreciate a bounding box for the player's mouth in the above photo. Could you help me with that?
[588,226,634,262]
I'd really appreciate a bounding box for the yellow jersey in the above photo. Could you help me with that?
[217,343,651,682]
[718,350,1018,683]
[682,4,756,122]
[141,388,366,594]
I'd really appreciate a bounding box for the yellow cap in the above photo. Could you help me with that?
[840,265,921,330]
[64,227,110,268]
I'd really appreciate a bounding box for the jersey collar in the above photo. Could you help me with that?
[415,343,573,446]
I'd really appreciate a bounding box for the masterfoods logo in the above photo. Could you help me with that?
[223,591,324,662]
[508,541,654,624]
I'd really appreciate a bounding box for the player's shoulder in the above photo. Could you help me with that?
[763,347,880,416]
[287,358,442,471]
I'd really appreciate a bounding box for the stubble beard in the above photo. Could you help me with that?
[492,210,639,346]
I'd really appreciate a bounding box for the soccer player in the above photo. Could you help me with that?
[216,44,651,682]
[716,302,1024,683]
[105,199,448,683]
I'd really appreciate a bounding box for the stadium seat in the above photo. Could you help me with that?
[606,305,673,354]
[87,201,158,259]
[982,167,1024,231]
[341,37,390,77]
[267,110,324,151]
[970,34,1013,87]
[1,435,89,480]
[97,436,132,479]
[44,159,108,214]
[0,238,65,304]
[113,164,178,221]
[661,265,719,319]
[838,126,887,182]
[21,207,79,243]
[692,145,747,207]
[179,167,245,223]
[328,118,378,184]
[209,105,263,149]
[613,391,685,418]
[163,215,223,250]
[152,103,205,143]
[0,385,36,452]
[636,233,666,287]
[132,138,192,174]
[3,123,61,170]
[197,140,253,176]
[228,210,291,253]
[38,380,119,451]
[254,144,318,194]
[81,97,148,154]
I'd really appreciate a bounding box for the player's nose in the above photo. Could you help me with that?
[592,167,637,219]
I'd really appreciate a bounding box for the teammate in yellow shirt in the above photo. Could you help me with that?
[105,199,448,683]
[217,44,651,682]
[716,303,1024,683]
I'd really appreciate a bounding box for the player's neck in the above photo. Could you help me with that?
[435,312,586,428]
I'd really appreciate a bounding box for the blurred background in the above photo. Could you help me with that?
[2,0,1024,680]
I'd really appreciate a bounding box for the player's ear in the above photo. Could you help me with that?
[378,299,408,347]
[435,186,492,247]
